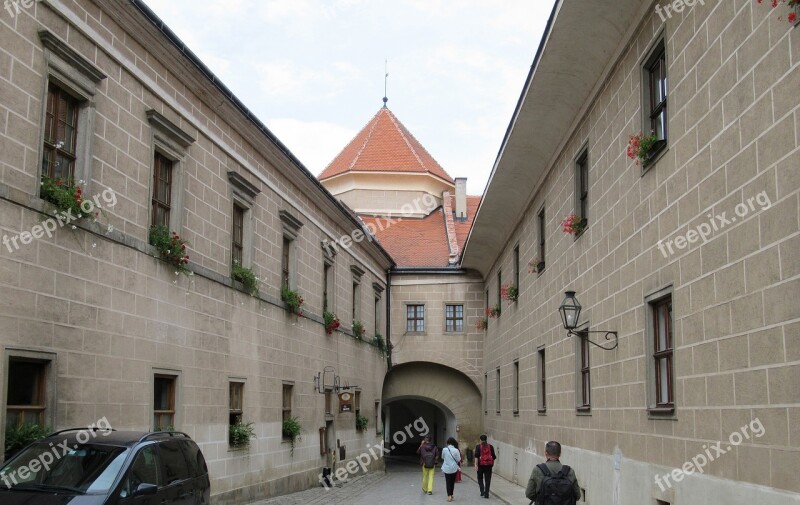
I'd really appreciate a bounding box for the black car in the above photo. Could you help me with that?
[0,429,210,504]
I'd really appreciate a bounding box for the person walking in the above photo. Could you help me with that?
[525,441,581,505]
[417,435,439,495]
[454,440,463,483]
[441,437,461,502]
[474,434,496,498]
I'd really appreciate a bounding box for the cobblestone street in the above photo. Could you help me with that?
[250,460,514,505]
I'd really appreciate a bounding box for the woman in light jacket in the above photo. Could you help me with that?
[441,437,462,502]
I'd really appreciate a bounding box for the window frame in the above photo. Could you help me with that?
[495,367,501,414]
[496,270,502,309]
[640,35,669,172]
[513,244,520,293]
[151,151,173,229]
[41,84,79,181]
[153,373,177,431]
[147,110,193,234]
[537,206,546,273]
[231,203,245,266]
[229,380,245,432]
[3,351,56,436]
[512,359,520,416]
[282,382,294,438]
[575,147,589,231]
[537,347,547,414]
[645,286,675,418]
[228,171,259,269]
[36,31,105,197]
[405,304,425,333]
[576,326,591,413]
[444,303,465,333]
[279,211,303,290]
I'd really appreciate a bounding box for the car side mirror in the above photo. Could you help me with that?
[133,483,158,496]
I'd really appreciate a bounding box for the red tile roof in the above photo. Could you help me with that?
[319,107,455,184]
[359,195,481,268]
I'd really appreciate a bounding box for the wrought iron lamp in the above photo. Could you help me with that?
[558,291,618,350]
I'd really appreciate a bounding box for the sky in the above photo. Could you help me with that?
[144,0,554,195]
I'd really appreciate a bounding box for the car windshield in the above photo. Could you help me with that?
[0,442,129,494]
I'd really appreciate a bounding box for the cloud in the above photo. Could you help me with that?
[265,118,357,174]
[256,60,363,101]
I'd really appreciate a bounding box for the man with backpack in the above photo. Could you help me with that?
[525,441,581,505]
[473,434,496,498]
[417,435,438,495]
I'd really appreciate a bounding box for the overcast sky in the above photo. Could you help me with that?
[144,0,554,195]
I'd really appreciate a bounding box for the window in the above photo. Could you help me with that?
[406,304,425,332]
[39,31,106,190]
[513,360,520,415]
[497,270,502,308]
[484,373,488,414]
[154,375,176,430]
[282,237,292,289]
[513,244,520,291]
[6,359,47,428]
[231,204,245,266]
[652,297,674,409]
[279,211,303,289]
[229,381,244,428]
[150,152,173,228]
[537,207,546,271]
[282,383,293,432]
[538,348,546,413]
[352,281,360,322]
[323,263,331,312]
[375,400,381,435]
[495,368,501,414]
[354,390,361,429]
[42,84,78,181]
[374,296,381,334]
[576,149,589,228]
[577,331,591,411]
[643,39,668,163]
[445,304,464,332]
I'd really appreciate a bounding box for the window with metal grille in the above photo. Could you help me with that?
[151,152,173,228]
[231,204,245,266]
[653,298,673,408]
[42,84,78,181]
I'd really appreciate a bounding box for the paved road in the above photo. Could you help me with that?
[250,459,508,505]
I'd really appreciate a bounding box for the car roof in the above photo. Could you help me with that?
[38,430,194,448]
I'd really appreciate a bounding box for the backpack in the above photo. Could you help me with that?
[536,463,576,505]
[478,444,494,466]
[423,448,436,468]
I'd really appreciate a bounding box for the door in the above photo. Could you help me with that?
[117,445,162,505]
[157,441,194,504]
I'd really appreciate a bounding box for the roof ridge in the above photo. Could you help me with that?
[385,109,427,172]
[347,112,381,171]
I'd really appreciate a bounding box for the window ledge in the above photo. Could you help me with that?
[576,407,591,416]
[647,406,676,420]
[227,444,251,453]
[404,331,427,337]
[641,142,668,176]
[537,409,547,416]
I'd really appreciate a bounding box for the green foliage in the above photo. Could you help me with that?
[40,176,95,220]
[282,417,302,456]
[149,225,190,274]
[352,320,365,340]
[356,414,368,431]
[372,334,386,354]
[5,423,50,458]
[231,261,259,296]
[281,287,304,316]
[229,419,256,447]
[154,425,175,432]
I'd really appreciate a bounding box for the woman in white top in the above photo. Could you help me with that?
[441,437,462,502]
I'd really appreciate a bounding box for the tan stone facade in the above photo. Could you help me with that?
[468,1,800,504]
[0,1,391,503]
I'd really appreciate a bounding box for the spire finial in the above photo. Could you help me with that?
[383,59,389,107]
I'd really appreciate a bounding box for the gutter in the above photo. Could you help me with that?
[128,0,395,267]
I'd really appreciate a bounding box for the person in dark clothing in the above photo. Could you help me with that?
[525,441,581,504]
[473,434,496,498]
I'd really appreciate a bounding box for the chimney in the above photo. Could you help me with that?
[455,178,467,221]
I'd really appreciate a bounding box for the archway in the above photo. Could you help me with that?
[382,362,482,457]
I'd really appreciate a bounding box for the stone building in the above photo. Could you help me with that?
[0,1,392,503]
[461,1,800,504]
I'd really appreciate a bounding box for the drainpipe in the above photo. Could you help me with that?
[385,268,393,369]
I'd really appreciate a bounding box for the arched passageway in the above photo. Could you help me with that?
[382,362,482,457]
